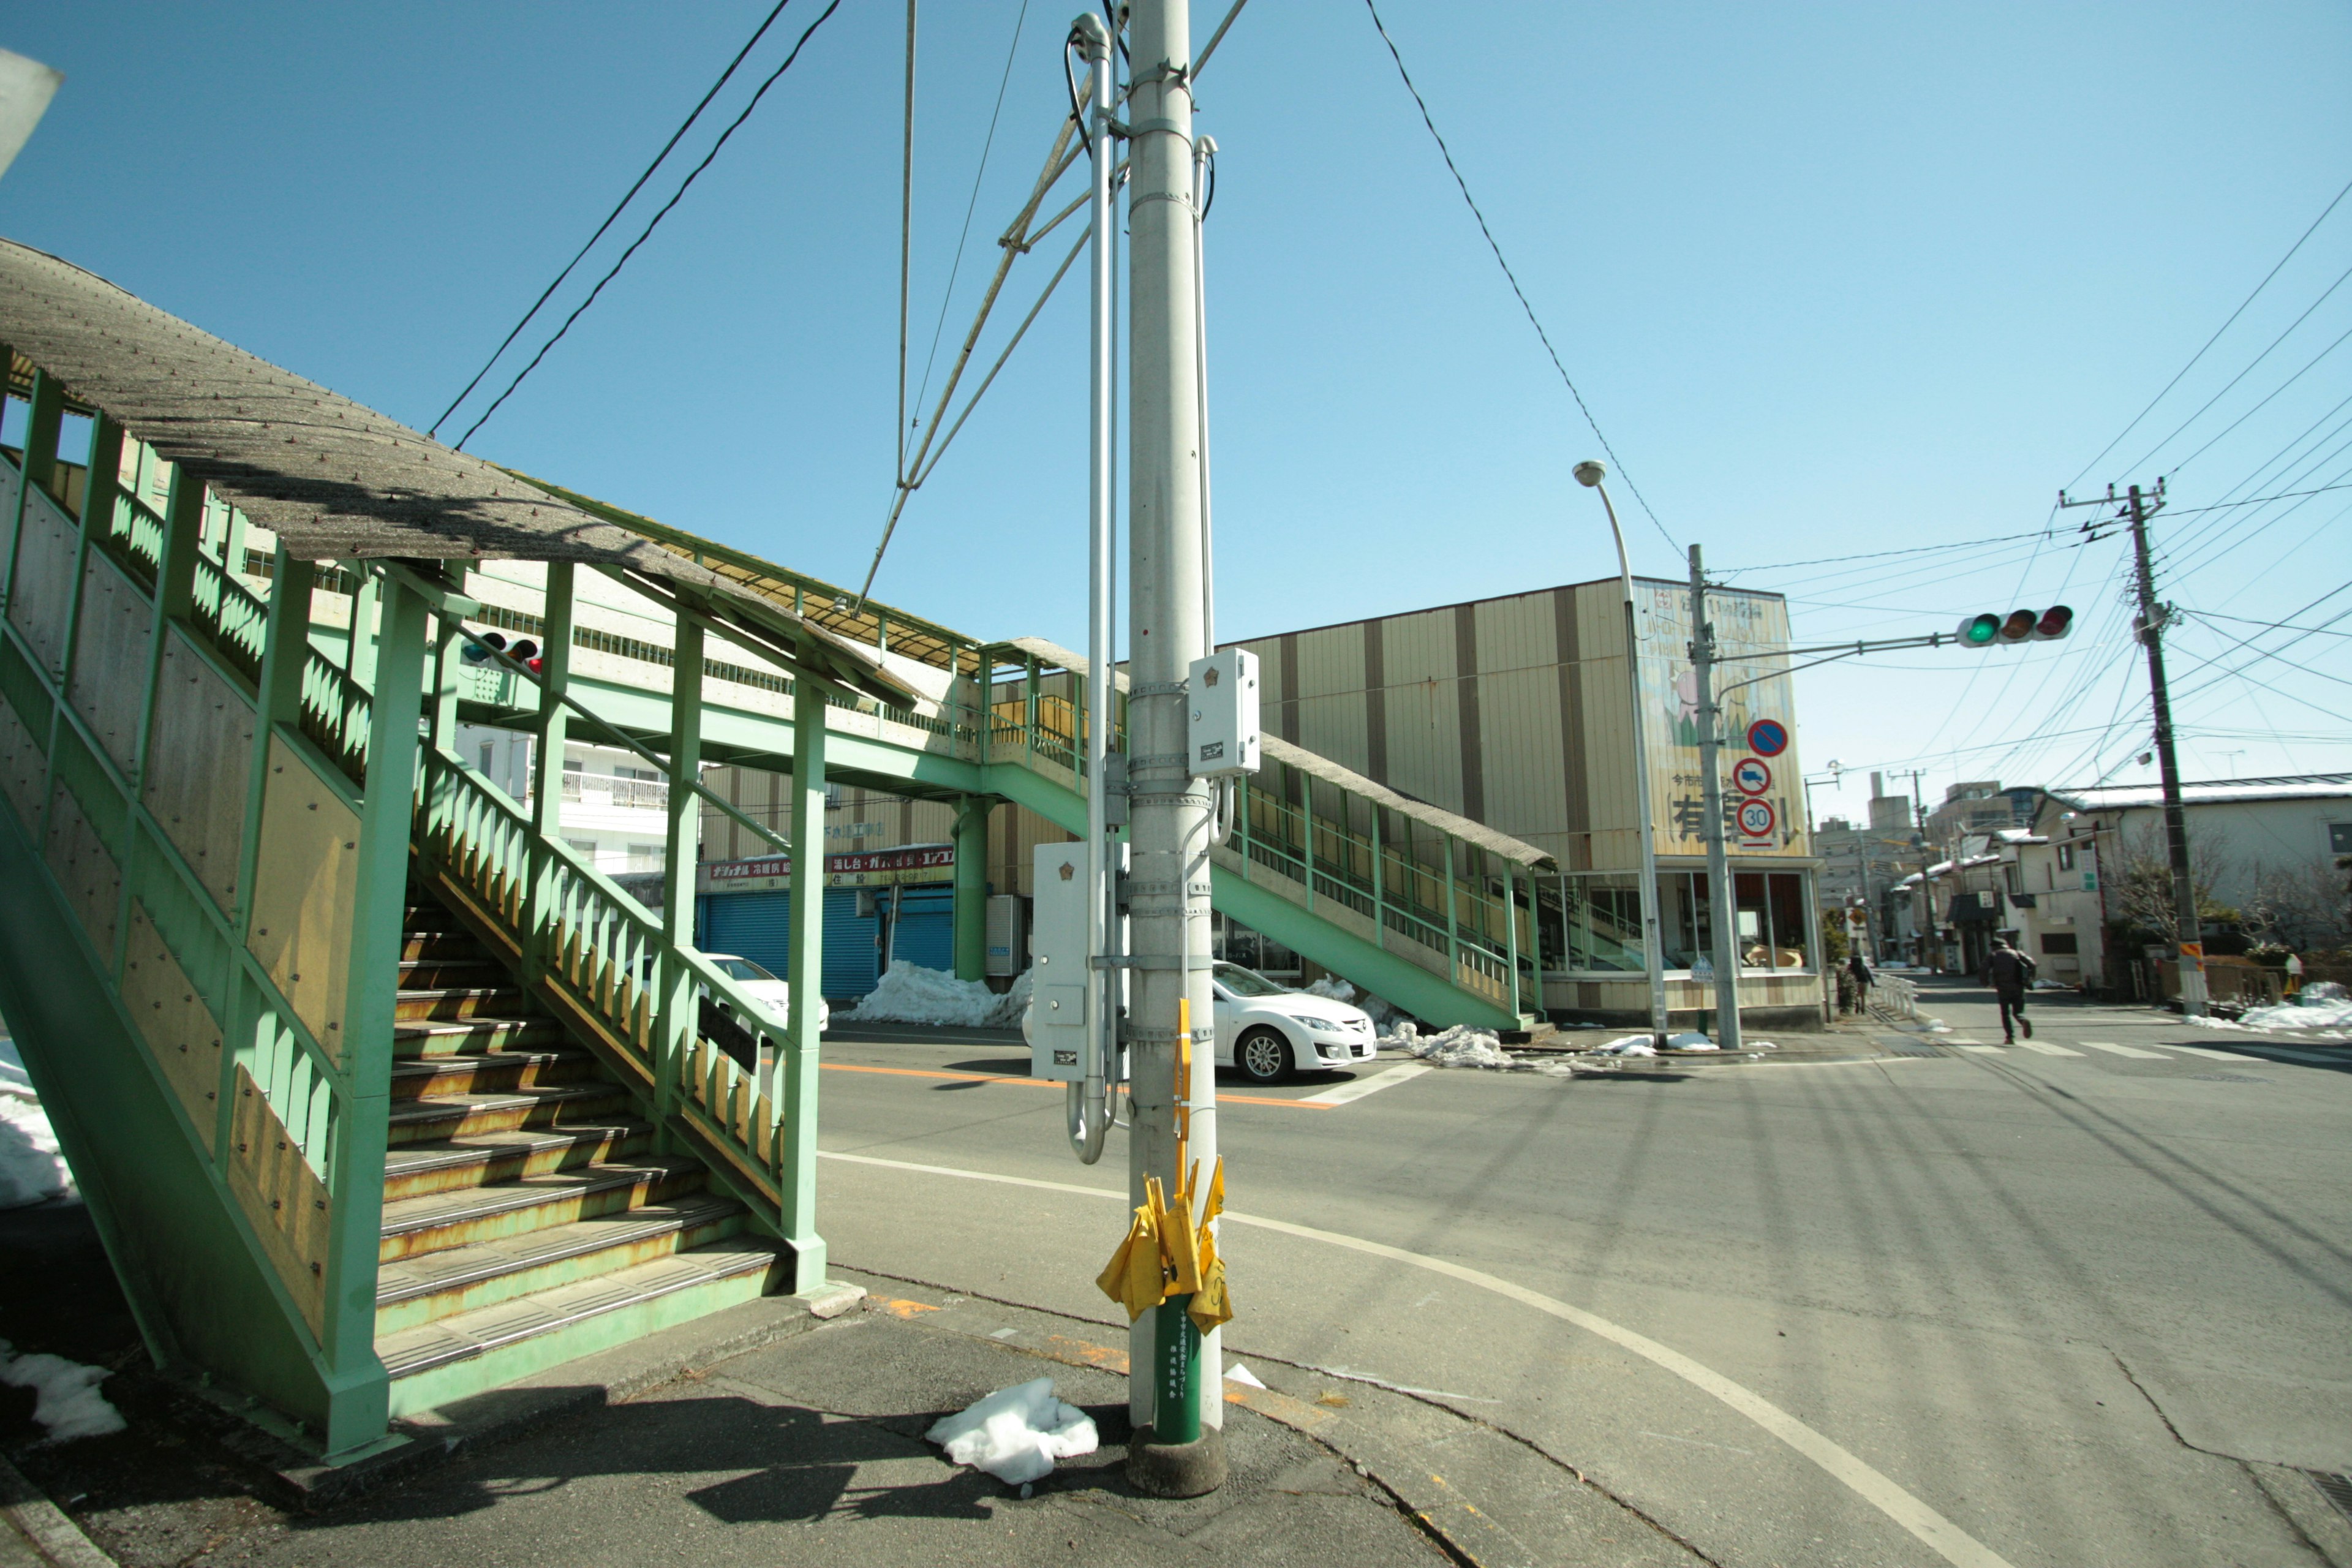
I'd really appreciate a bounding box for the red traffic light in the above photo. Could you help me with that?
[2032,605,2073,641]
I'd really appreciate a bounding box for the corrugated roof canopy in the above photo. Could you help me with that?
[0,239,696,571]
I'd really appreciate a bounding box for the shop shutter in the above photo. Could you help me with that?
[701,891,794,981]
[823,886,881,998]
[891,884,956,973]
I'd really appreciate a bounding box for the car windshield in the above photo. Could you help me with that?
[714,957,778,982]
[1213,962,1293,998]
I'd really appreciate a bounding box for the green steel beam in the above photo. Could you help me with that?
[780,658,827,1293]
[656,616,705,1139]
[952,795,989,981]
[1210,870,1520,1032]
[523,562,574,987]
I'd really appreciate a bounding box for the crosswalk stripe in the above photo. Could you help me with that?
[1956,1044,2007,1054]
[2075,1040,2168,1060]
[2149,1043,2256,1061]
[2011,1039,2085,1057]
[1301,1062,1434,1104]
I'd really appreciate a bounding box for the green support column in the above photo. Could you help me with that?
[1368,804,1384,951]
[343,570,380,689]
[952,796,989,981]
[1502,862,1522,1020]
[522,564,574,986]
[655,616,705,1134]
[426,614,461,755]
[316,571,429,1461]
[780,660,827,1292]
[132,469,205,790]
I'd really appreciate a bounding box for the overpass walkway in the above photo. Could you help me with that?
[0,242,1549,1466]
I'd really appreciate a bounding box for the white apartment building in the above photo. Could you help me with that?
[454,726,676,875]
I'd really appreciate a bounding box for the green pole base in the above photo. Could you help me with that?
[1126,1295,1224,1496]
[1126,1424,1229,1498]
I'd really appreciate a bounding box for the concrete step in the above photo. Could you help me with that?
[377,1156,707,1262]
[385,1083,635,1146]
[395,986,533,1023]
[393,1016,567,1060]
[372,1193,750,1332]
[382,1120,654,1202]
[389,1047,597,1101]
[380,1238,786,1418]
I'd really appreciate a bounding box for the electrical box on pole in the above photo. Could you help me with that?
[1187,648,1260,778]
[1030,841,1126,1084]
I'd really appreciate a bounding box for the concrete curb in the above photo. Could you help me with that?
[0,1455,116,1567]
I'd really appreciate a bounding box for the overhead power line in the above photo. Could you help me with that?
[430,0,797,440]
[452,0,846,451]
[2066,171,2352,489]
[1359,0,1676,554]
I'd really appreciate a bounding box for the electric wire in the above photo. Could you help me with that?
[910,0,1030,426]
[2158,317,2352,480]
[429,0,798,439]
[2065,172,2352,488]
[452,0,846,451]
[896,0,918,487]
[1359,0,1676,554]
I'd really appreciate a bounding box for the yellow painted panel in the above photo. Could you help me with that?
[1380,676,1461,818]
[1474,666,1566,837]
[67,551,154,775]
[1377,609,1456,686]
[247,736,360,1061]
[121,902,224,1153]
[143,628,254,914]
[5,500,77,672]
[1294,625,1365,699]
[226,1065,330,1341]
[1295,690,1368,775]
[42,784,119,960]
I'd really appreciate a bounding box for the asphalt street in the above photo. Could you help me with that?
[813,977,2352,1568]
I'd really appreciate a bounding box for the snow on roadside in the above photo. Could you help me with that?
[844,965,1031,1030]
[0,1340,125,1443]
[1305,975,1400,1028]
[1,1038,77,1210]
[1392,1022,1513,1069]
[925,1376,1098,1486]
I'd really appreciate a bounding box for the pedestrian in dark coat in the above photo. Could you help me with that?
[1987,938,2037,1042]
[1847,952,1874,992]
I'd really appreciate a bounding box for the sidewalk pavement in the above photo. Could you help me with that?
[3,1191,1701,1568]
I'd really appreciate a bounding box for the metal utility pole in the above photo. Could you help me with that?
[1687,545,1742,1048]
[1122,0,1225,1494]
[1574,462,1668,1045]
[2062,480,2206,1016]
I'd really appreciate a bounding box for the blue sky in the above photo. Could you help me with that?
[6,1,2348,824]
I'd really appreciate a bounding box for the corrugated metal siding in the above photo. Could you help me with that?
[700,889,794,979]
[824,887,880,998]
[1472,594,1568,848]
[1375,608,1462,817]
[890,885,956,973]
[1574,581,1643,871]
[1292,625,1367,769]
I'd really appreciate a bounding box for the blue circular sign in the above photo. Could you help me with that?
[1746,718,1789,758]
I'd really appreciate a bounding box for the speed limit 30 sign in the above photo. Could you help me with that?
[1736,797,1777,840]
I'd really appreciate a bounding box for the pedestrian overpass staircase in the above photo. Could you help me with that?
[0,293,1549,1464]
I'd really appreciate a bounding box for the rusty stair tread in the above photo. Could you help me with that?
[396,986,526,1001]
[386,1082,629,1127]
[389,1047,585,1081]
[377,1238,783,1380]
[374,1193,747,1302]
[379,1156,704,1237]
[383,1120,652,1178]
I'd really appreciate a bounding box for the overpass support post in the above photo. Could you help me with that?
[953,796,989,981]
[780,662,829,1291]
[655,617,705,1143]
[522,563,574,986]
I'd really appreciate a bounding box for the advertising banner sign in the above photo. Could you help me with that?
[1634,581,1806,859]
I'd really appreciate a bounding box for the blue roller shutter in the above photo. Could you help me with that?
[891,885,956,974]
[700,891,794,981]
[823,886,880,999]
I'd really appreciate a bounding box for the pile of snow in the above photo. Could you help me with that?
[0,1340,124,1444]
[1,1039,75,1210]
[1304,975,1401,1028]
[2236,981,2352,1033]
[1392,1022,1512,1069]
[925,1376,1098,1485]
[846,964,1031,1030]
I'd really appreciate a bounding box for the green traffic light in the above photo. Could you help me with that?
[1958,612,2002,646]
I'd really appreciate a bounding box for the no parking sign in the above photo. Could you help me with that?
[1745,718,1789,758]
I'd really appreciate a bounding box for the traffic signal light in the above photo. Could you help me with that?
[1956,606,2071,648]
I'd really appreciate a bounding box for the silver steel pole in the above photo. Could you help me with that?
[1125,0,1224,1493]
[1577,468,1670,1046]
[1068,14,1115,1164]
[1689,544,1743,1049]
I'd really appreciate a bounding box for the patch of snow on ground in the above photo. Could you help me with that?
[2237,990,2352,1031]
[1592,1036,1656,1057]
[1392,1022,1512,1069]
[846,964,1030,1030]
[1304,976,1401,1028]
[924,1375,1098,1485]
[0,1340,124,1443]
[1,1039,76,1210]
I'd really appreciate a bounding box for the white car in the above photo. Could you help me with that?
[1212,962,1378,1085]
[707,954,829,1036]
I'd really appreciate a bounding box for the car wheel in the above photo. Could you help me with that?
[1234,1027,1293,1085]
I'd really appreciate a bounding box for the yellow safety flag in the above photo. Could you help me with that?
[1189,1224,1234,1335]
[1095,1194,1166,1322]
[1093,1160,1235,1332]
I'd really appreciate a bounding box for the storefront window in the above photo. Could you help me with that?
[1545,870,1812,974]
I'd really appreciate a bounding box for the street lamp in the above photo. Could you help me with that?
[1574,460,1670,1046]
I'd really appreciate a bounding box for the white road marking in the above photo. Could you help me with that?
[2147,1043,2255,1062]
[1302,1062,1432,1105]
[2011,1039,2085,1057]
[1956,1044,2007,1055]
[2075,1040,2167,1060]
[820,1148,2020,1568]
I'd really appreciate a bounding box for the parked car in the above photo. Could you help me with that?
[1212,962,1377,1084]
[706,954,829,1036]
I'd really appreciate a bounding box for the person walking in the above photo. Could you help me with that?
[1988,937,2037,1042]
[1847,950,1874,1014]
